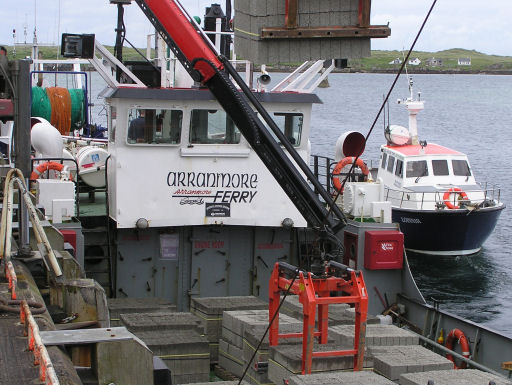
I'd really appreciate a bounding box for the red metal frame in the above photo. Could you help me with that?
[269,263,368,374]
[20,300,60,385]
[142,0,223,82]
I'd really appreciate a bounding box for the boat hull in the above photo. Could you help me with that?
[392,204,505,256]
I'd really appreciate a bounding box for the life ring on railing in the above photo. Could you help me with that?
[332,156,369,193]
[30,161,73,181]
[443,187,469,209]
[445,328,470,369]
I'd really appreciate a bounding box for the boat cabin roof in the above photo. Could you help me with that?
[105,86,322,104]
[384,143,462,157]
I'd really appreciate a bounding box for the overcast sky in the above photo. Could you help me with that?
[1,0,511,56]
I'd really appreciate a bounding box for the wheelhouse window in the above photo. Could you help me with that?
[452,159,471,176]
[395,159,403,178]
[381,152,388,169]
[189,109,241,144]
[432,159,449,176]
[387,155,395,173]
[261,112,304,147]
[406,160,428,178]
[127,108,182,144]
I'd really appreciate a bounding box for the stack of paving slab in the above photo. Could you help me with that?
[190,296,267,362]
[268,323,425,384]
[120,312,209,384]
[219,309,304,385]
[107,297,176,326]
[280,295,380,326]
[288,371,395,385]
[400,369,512,385]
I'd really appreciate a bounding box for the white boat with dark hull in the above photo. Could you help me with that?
[375,83,505,255]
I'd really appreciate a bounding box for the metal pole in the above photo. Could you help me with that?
[415,332,505,378]
[12,59,32,247]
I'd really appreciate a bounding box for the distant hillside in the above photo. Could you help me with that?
[350,48,512,73]
[3,45,511,74]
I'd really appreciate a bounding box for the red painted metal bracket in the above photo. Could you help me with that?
[269,262,368,374]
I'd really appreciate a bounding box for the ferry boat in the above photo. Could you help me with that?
[375,81,505,255]
[1,1,511,384]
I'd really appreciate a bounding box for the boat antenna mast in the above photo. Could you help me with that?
[325,0,438,213]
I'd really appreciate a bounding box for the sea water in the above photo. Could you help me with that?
[309,73,512,336]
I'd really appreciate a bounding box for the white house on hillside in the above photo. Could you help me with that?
[408,58,421,66]
[389,58,402,65]
[426,57,443,66]
[458,57,471,66]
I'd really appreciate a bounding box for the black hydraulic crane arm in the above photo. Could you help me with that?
[134,0,346,232]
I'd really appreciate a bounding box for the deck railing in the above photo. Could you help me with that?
[309,155,502,210]
[383,184,502,210]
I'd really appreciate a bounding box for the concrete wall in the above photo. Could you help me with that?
[234,0,371,64]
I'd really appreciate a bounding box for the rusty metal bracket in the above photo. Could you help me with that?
[261,25,391,39]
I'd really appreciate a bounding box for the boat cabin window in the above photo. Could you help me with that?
[261,112,304,146]
[273,113,303,146]
[406,160,428,178]
[432,159,449,176]
[387,155,395,173]
[381,152,387,169]
[127,108,183,145]
[395,159,403,178]
[190,109,241,144]
[452,159,471,176]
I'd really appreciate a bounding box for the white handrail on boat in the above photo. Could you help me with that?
[383,184,502,210]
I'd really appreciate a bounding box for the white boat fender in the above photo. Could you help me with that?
[31,117,63,159]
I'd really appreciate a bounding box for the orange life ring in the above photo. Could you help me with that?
[443,187,469,209]
[332,156,369,193]
[445,328,470,369]
[30,161,73,181]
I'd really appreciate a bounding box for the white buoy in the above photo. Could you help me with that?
[76,146,108,188]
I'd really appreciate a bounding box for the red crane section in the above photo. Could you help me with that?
[141,0,223,82]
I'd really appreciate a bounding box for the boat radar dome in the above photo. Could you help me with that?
[385,125,410,146]
[335,131,365,162]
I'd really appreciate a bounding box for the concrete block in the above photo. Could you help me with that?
[400,369,512,385]
[270,343,372,374]
[120,312,202,333]
[134,329,210,384]
[330,324,419,348]
[372,345,452,381]
[268,357,297,385]
[289,370,394,385]
[93,339,153,385]
[108,297,175,326]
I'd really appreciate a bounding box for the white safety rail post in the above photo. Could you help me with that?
[20,301,61,385]
[90,42,146,88]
